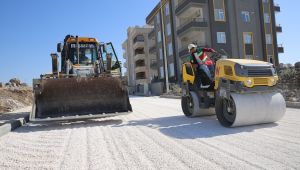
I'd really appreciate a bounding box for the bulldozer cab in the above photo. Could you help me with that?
[58,36,121,77]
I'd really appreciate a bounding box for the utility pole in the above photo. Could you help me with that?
[160,0,170,93]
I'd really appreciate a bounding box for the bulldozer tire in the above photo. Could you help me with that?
[181,91,200,117]
[215,95,236,127]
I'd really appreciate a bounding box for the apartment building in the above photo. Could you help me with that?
[146,0,283,93]
[122,26,158,95]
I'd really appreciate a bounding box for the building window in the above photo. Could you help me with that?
[263,0,269,3]
[214,9,225,21]
[159,48,163,60]
[156,14,160,24]
[264,13,270,23]
[166,23,171,36]
[245,55,253,60]
[241,11,251,23]
[243,33,253,44]
[266,34,272,44]
[168,43,173,56]
[217,32,226,44]
[157,31,161,42]
[267,55,273,64]
[243,32,254,59]
[168,63,175,77]
[133,35,144,43]
[165,2,170,16]
[160,66,164,78]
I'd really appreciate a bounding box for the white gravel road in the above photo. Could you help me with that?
[0,96,299,170]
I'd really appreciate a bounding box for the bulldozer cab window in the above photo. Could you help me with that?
[70,43,97,65]
[100,43,120,70]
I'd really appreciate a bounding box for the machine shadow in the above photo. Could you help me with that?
[0,111,29,126]
[118,115,278,139]
[14,118,123,133]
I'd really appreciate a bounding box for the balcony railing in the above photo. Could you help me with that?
[278,45,284,53]
[135,71,146,80]
[175,0,207,15]
[149,46,157,54]
[276,25,282,33]
[135,60,146,67]
[148,29,155,39]
[133,35,144,44]
[150,62,158,69]
[134,54,146,61]
[274,5,281,12]
[177,18,208,36]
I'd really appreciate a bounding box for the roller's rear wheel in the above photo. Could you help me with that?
[181,96,194,117]
[181,91,200,117]
[215,96,236,127]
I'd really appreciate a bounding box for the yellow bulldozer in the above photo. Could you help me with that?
[181,52,286,127]
[30,35,132,121]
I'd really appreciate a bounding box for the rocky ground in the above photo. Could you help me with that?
[0,87,32,113]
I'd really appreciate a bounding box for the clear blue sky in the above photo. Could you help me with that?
[0,0,297,84]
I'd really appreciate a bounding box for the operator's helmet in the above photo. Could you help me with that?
[188,44,197,52]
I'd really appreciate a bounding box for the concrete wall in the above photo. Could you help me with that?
[150,82,164,96]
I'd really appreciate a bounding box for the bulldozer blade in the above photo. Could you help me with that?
[31,76,132,120]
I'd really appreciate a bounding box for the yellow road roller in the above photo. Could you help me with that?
[181,53,286,127]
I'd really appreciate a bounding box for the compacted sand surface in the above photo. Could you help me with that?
[0,97,299,170]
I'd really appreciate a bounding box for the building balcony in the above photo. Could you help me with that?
[134,54,146,61]
[123,52,127,59]
[278,45,284,53]
[274,5,281,12]
[133,41,145,50]
[148,29,155,39]
[136,72,147,81]
[122,40,127,50]
[276,25,282,33]
[148,39,155,49]
[179,48,189,58]
[175,0,207,16]
[135,66,147,73]
[149,46,157,54]
[177,18,208,36]
[150,61,158,69]
[136,79,148,84]
[135,59,145,67]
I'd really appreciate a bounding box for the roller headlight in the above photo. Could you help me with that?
[247,79,252,86]
[234,63,248,77]
[271,66,277,75]
[270,78,277,85]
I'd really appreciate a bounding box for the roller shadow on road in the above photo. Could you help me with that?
[13,118,123,133]
[117,115,278,139]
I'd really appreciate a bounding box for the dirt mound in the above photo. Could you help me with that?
[0,87,32,113]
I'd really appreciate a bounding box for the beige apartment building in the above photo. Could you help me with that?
[122,26,159,95]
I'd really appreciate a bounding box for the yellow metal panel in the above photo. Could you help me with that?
[66,37,98,43]
[182,63,195,85]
